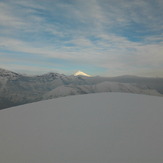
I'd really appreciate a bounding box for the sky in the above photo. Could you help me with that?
[0,0,163,77]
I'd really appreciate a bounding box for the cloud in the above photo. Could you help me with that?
[0,2,26,28]
[0,0,163,76]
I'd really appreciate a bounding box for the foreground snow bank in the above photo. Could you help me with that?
[0,92,163,163]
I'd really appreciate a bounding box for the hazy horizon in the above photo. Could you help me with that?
[1,67,163,78]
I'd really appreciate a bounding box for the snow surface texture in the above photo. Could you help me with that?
[0,92,163,163]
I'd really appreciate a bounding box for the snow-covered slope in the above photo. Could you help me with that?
[0,93,163,163]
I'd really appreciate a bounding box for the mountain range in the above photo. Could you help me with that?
[0,68,163,109]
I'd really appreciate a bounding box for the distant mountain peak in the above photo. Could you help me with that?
[0,68,20,79]
[74,71,91,77]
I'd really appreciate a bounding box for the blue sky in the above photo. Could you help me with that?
[0,0,163,76]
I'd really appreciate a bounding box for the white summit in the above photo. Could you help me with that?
[74,70,91,77]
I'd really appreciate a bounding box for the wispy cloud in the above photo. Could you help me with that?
[0,0,163,76]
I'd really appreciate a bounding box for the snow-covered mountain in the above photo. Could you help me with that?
[0,68,21,80]
[74,70,91,77]
[0,92,163,163]
[0,68,163,109]
[43,81,161,99]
